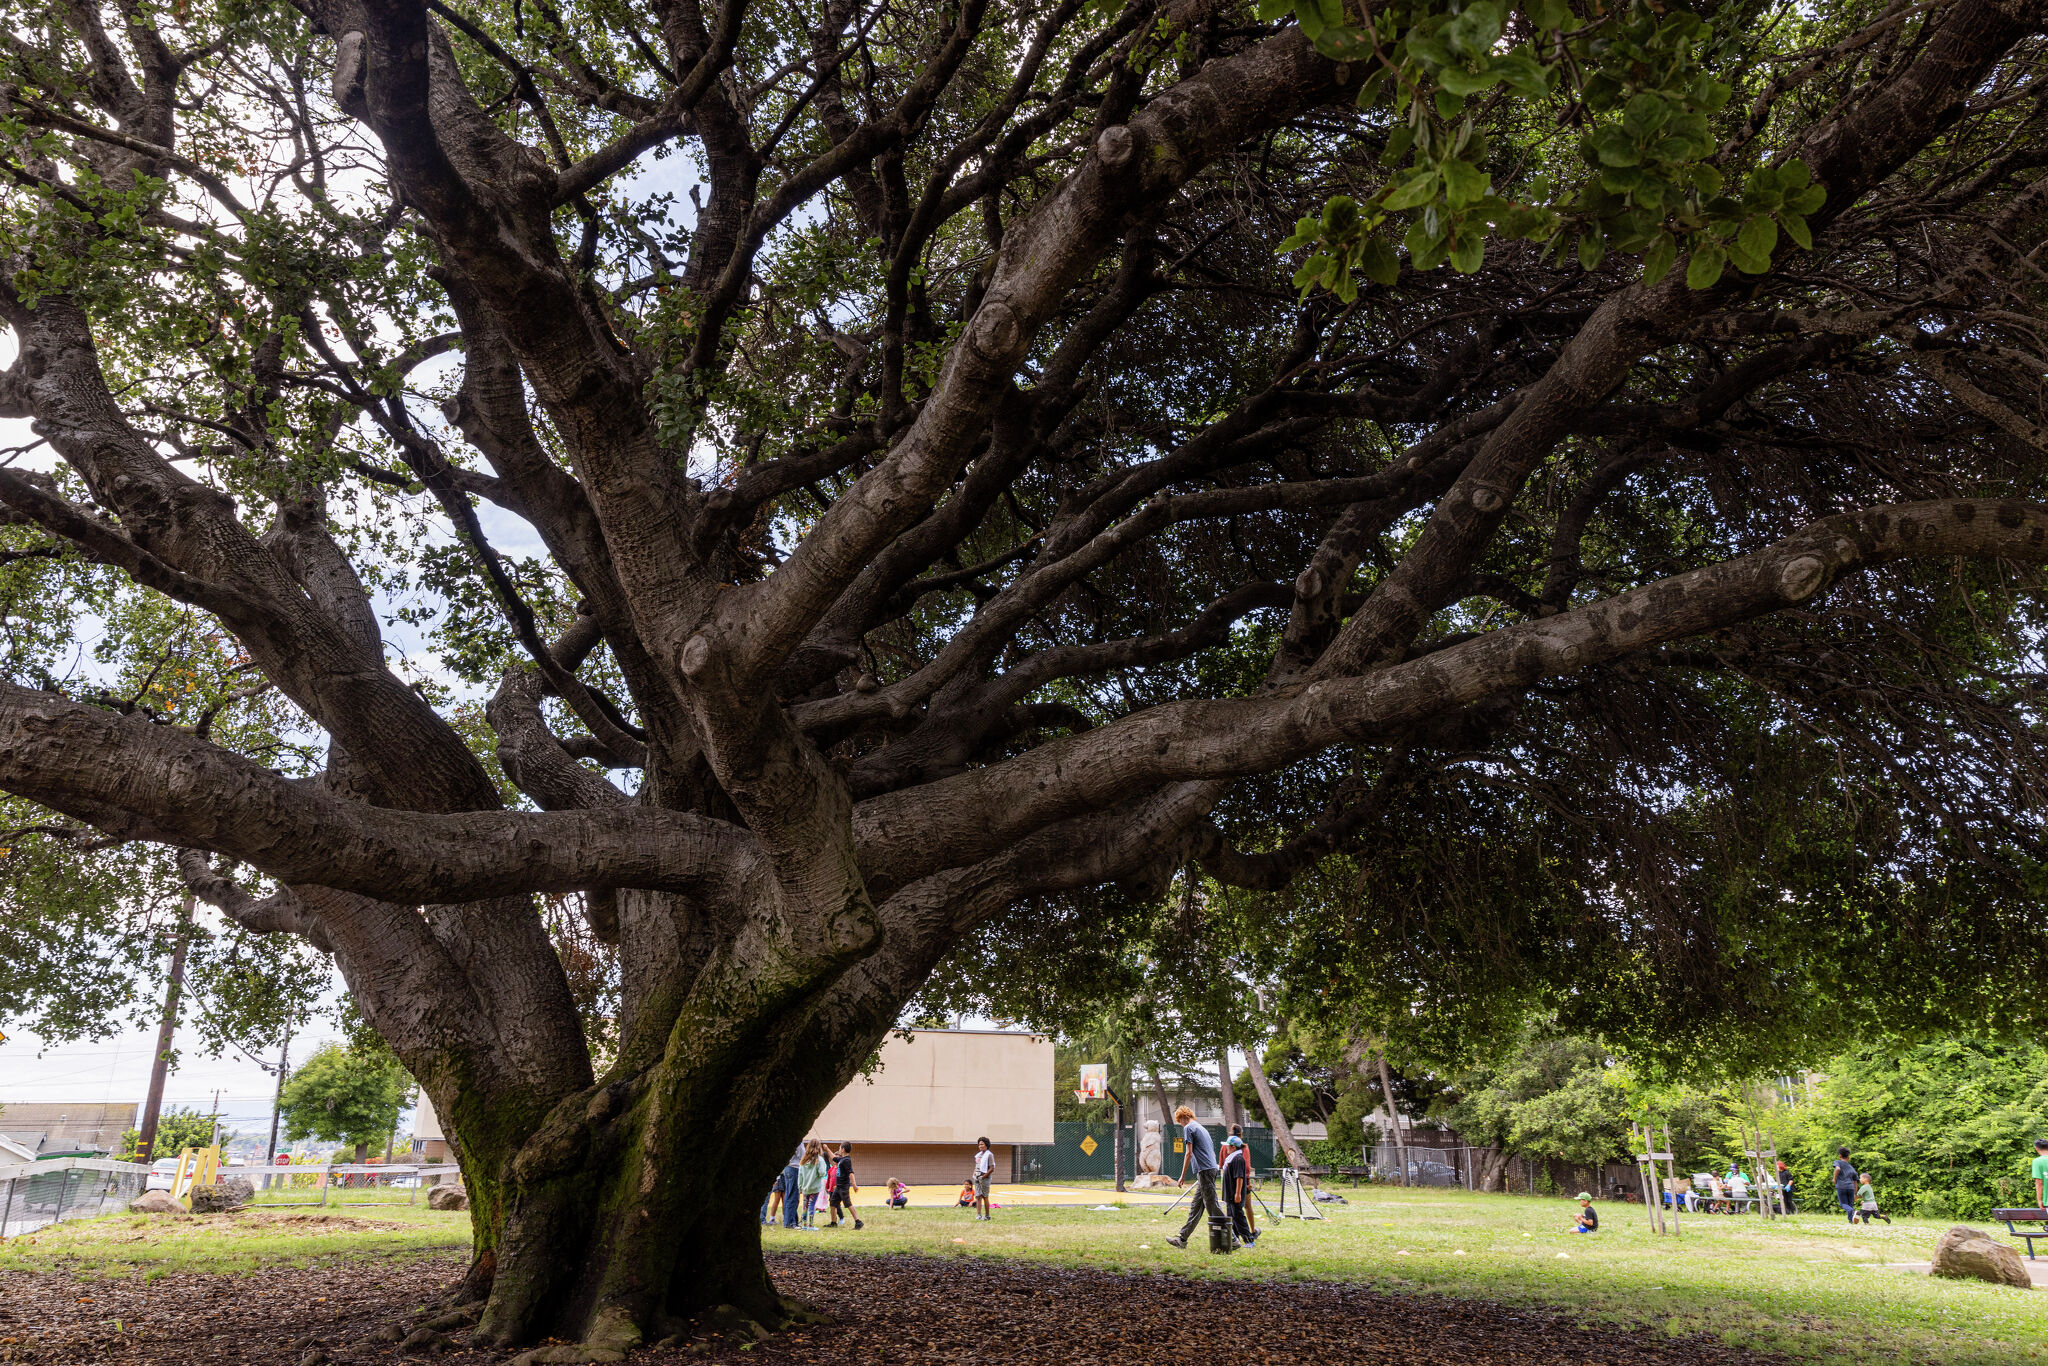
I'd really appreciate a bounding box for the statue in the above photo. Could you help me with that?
[1131,1119,1171,1189]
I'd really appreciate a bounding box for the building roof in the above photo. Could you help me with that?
[0,1103,137,1153]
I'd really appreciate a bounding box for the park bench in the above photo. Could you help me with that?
[1336,1165,1371,1186]
[1991,1208,2048,1260]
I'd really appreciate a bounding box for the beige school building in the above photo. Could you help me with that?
[407,1029,1053,1186]
[809,1029,1053,1186]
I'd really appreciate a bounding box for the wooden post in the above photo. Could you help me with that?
[1662,1123,1682,1235]
[1632,1124,1661,1234]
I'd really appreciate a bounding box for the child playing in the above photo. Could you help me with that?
[1571,1192,1599,1233]
[888,1179,909,1209]
[956,1179,976,1208]
[1855,1173,1890,1224]
[798,1141,828,1229]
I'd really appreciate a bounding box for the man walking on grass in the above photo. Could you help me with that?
[1166,1105,1225,1250]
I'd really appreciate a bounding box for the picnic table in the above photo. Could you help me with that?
[1992,1208,2048,1259]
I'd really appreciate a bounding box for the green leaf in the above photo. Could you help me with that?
[1449,232,1486,274]
[1406,218,1449,270]
[1357,237,1400,286]
[1732,214,1778,273]
[1255,0,1292,20]
[1786,184,1826,215]
[1528,0,1573,30]
[1441,157,1491,209]
[1444,0,1507,58]
[1689,163,1725,196]
[1333,264,1358,304]
[1437,65,1502,97]
[1382,170,1440,211]
[1295,0,1327,40]
[1382,125,1417,166]
[1593,127,1642,168]
[1686,240,1726,289]
[1314,26,1377,60]
[1577,232,1606,272]
[1690,76,1733,112]
[1323,195,1361,236]
[1779,211,1812,251]
[1642,232,1677,284]
[1434,88,1466,119]
[1622,92,1671,139]
[1779,158,1811,190]
[1494,49,1551,96]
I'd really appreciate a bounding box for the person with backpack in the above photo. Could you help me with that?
[798,1141,828,1229]
[1830,1146,1858,1223]
[1221,1135,1258,1246]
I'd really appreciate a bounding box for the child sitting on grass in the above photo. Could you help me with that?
[956,1179,976,1208]
[1571,1192,1600,1233]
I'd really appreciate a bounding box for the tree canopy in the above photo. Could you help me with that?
[2,0,2046,1349]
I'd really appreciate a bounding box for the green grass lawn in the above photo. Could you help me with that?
[0,1204,471,1279]
[4,1186,2041,1364]
[771,1185,2048,1366]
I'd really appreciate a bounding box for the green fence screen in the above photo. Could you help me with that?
[1018,1122,1273,1182]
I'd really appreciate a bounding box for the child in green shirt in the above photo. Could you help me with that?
[2031,1138,2048,1208]
[1855,1174,1890,1225]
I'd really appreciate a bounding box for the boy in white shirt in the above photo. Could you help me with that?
[972,1136,994,1221]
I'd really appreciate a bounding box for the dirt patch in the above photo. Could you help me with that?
[0,1249,1798,1365]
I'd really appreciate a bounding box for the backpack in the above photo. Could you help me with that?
[825,1162,837,1192]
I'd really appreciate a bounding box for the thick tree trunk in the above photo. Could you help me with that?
[1477,1146,1512,1192]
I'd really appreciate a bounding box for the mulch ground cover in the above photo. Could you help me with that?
[1,1248,1795,1366]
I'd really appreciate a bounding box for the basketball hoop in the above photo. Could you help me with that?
[1076,1063,1107,1101]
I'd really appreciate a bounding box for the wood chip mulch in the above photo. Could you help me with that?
[0,1248,1796,1366]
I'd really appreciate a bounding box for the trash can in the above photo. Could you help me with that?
[1208,1212,1236,1254]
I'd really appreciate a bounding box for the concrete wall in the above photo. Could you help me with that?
[811,1029,1052,1146]
[841,1142,1016,1189]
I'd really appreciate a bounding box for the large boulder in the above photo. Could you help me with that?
[427,1184,469,1212]
[188,1180,252,1213]
[128,1189,186,1215]
[1931,1224,2033,1288]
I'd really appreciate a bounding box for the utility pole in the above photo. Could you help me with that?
[208,1088,221,1148]
[265,1024,293,1162]
[135,894,196,1163]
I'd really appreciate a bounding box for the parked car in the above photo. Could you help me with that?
[145,1157,178,1192]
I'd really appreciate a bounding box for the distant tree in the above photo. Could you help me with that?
[1435,1027,1631,1188]
[117,1105,227,1160]
[279,1044,412,1162]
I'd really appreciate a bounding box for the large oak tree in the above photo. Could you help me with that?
[3,0,2047,1354]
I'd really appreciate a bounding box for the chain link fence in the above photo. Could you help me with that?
[0,1158,150,1237]
[1020,1122,1275,1181]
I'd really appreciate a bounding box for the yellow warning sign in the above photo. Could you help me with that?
[1078,1134,1098,1157]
